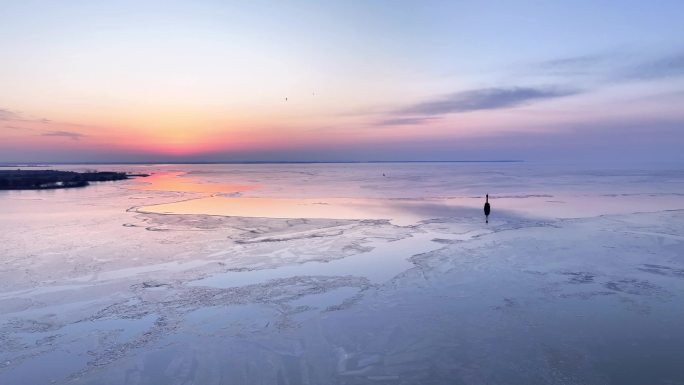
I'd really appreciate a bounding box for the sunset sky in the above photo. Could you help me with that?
[1,0,683,162]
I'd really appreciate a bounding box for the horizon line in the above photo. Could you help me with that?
[1,160,525,166]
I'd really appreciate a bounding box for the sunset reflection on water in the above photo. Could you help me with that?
[129,171,256,194]
[129,168,684,225]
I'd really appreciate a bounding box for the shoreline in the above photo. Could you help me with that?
[0,170,148,190]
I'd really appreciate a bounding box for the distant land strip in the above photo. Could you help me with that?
[0,170,148,190]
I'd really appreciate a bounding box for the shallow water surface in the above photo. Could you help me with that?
[190,231,438,288]
[1,162,684,385]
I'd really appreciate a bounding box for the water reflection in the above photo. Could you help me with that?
[126,166,684,223]
[141,196,485,225]
[139,192,684,225]
[128,172,255,193]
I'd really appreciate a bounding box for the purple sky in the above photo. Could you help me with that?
[1,1,683,163]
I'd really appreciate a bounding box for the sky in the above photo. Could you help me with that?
[1,0,683,163]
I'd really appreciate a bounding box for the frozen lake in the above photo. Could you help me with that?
[1,162,684,384]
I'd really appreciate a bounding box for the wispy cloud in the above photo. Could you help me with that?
[533,51,684,82]
[397,87,579,116]
[0,107,52,123]
[41,130,85,141]
[2,108,85,140]
[539,54,607,69]
[534,53,619,76]
[4,125,34,131]
[0,108,21,121]
[620,52,684,80]
[375,116,442,126]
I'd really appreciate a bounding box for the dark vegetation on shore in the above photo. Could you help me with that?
[0,170,148,190]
